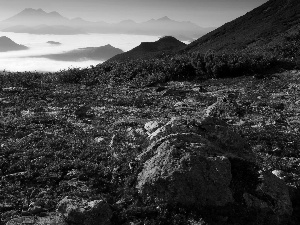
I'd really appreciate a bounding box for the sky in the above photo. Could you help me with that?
[0,0,269,27]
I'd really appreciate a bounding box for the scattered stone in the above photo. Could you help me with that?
[28,205,45,215]
[127,128,146,144]
[203,96,239,118]
[57,197,112,225]
[6,213,66,225]
[95,137,105,143]
[2,87,26,93]
[272,170,287,180]
[144,121,160,134]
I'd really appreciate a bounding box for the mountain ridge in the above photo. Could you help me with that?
[108,36,186,62]
[0,8,214,41]
[36,44,123,61]
[184,0,300,53]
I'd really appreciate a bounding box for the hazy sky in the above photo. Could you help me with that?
[0,0,269,27]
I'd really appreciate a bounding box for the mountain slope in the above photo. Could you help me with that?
[185,0,300,53]
[0,36,28,52]
[108,36,186,62]
[37,44,123,61]
[3,8,69,25]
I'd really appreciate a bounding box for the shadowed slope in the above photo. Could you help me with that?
[185,0,300,53]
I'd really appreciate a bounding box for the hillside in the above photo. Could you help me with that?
[37,44,123,61]
[185,0,300,53]
[1,68,300,225]
[0,36,28,52]
[108,36,186,62]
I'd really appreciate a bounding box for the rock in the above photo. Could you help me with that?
[136,135,234,207]
[144,121,160,134]
[256,171,292,216]
[136,116,293,224]
[127,128,147,145]
[272,170,287,180]
[243,171,293,224]
[28,205,45,215]
[6,213,66,225]
[57,197,112,225]
[174,102,187,107]
[95,137,105,143]
[203,96,239,118]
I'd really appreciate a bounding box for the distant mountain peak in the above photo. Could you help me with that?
[22,8,45,13]
[49,11,61,16]
[157,16,172,21]
[3,8,69,24]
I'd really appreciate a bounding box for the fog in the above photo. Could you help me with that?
[0,32,159,72]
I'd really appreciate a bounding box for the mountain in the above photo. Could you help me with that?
[3,8,69,26]
[108,36,186,62]
[1,9,213,41]
[185,0,300,53]
[3,24,86,35]
[36,44,123,61]
[0,36,28,52]
[47,41,61,45]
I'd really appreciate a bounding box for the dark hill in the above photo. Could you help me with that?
[185,0,300,53]
[36,44,123,61]
[108,36,186,62]
[0,36,28,52]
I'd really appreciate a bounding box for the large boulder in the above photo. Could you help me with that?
[137,133,234,207]
[136,116,293,224]
[57,197,112,225]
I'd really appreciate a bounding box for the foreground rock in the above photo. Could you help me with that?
[136,116,293,224]
[57,197,112,225]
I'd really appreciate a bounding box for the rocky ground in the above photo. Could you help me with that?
[1,69,300,224]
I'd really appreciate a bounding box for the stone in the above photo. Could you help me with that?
[272,169,287,180]
[57,197,112,225]
[203,96,239,118]
[136,134,234,207]
[136,115,293,223]
[28,205,45,215]
[256,171,293,216]
[242,171,293,224]
[95,137,105,143]
[144,121,160,134]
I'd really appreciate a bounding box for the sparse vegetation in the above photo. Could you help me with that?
[1,59,300,224]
